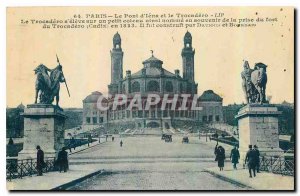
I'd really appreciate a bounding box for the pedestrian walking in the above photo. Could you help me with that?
[216,146,225,171]
[230,145,240,170]
[120,140,123,147]
[71,137,76,150]
[69,137,76,152]
[36,145,45,176]
[57,147,69,173]
[245,145,256,178]
[88,134,92,147]
[253,145,260,173]
[8,137,14,145]
[112,136,114,142]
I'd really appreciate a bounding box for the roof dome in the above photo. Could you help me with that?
[142,55,163,65]
[184,31,192,38]
[83,91,105,103]
[198,90,223,102]
[17,103,25,109]
[113,32,121,45]
[184,31,192,43]
[142,51,163,69]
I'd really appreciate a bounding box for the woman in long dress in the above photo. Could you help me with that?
[216,146,225,171]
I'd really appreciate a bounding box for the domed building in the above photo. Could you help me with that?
[82,91,107,131]
[198,90,223,123]
[83,32,223,133]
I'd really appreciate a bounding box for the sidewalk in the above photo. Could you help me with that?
[7,138,110,191]
[204,166,294,190]
[7,165,105,190]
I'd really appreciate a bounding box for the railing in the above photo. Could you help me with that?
[210,137,239,147]
[259,156,294,176]
[6,157,56,180]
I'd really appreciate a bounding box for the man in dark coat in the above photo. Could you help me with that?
[71,137,76,150]
[253,145,260,173]
[245,145,256,178]
[57,147,68,172]
[69,137,75,153]
[230,145,240,170]
[87,134,92,147]
[36,145,45,176]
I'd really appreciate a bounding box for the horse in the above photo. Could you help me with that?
[34,64,52,104]
[34,64,65,107]
[250,65,267,104]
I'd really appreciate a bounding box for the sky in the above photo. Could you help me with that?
[7,7,294,108]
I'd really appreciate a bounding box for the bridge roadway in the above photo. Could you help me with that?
[68,135,249,190]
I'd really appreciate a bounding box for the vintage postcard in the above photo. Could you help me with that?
[6,6,294,191]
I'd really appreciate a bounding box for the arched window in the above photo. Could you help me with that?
[131,81,140,93]
[147,80,160,92]
[165,81,173,92]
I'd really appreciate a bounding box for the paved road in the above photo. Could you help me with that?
[71,135,232,159]
[68,135,249,190]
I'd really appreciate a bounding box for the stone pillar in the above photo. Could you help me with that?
[18,104,66,160]
[235,104,283,160]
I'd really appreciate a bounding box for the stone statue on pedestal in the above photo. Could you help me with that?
[237,61,282,159]
[18,56,69,160]
[241,61,268,104]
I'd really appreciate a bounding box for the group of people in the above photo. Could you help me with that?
[36,145,69,176]
[214,144,239,171]
[214,143,260,178]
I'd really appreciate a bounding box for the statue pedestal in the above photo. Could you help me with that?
[235,104,283,160]
[18,104,66,160]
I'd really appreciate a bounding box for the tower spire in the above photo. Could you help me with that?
[108,32,124,96]
[181,31,195,82]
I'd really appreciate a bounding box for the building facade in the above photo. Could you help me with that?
[83,32,223,133]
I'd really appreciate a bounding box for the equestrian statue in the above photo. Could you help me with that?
[34,55,70,108]
[241,60,268,104]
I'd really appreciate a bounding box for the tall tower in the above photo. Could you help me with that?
[181,31,195,82]
[108,32,123,95]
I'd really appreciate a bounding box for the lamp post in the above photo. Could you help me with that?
[160,118,163,134]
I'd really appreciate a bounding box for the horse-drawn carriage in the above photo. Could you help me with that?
[182,136,189,143]
[164,134,172,142]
